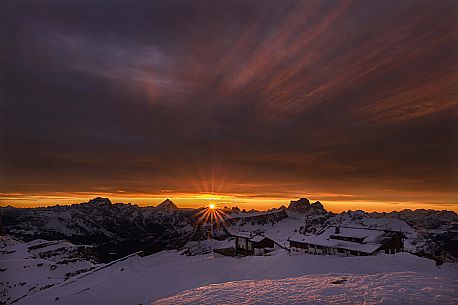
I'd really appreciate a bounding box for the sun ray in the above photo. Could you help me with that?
[193,203,229,233]
[194,208,208,217]
[214,211,227,229]
[195,208,211,226]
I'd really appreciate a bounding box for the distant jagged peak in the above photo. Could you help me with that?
[335,210,369,221]
[287,197,326,213]
[87,197,112,206]
[155,198,178,211]
[289,197,310,207]
[310,201,324,209]
[231,206,241,213]
[267,205,287,212]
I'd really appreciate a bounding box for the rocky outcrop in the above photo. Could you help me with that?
[87,197,112,207]
[288,198,326,214]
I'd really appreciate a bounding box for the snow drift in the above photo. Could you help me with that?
[153,272,458,305]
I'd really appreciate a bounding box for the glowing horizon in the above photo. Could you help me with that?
[1,191,457,213]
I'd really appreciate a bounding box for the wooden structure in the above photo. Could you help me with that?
[234,232,283,256]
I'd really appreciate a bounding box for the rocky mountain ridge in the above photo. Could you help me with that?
[1,197,457,262]
[1,198,196,262]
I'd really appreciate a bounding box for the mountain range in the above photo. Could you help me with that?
[1,197,457,262]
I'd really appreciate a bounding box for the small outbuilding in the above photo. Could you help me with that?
[289,226,405,256]
[234,232,283,256]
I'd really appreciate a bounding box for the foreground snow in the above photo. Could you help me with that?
[0,237,97,304]
[153,272,458,305]
[12,249,457,305]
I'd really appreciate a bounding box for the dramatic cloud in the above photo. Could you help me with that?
[1,0,457,210]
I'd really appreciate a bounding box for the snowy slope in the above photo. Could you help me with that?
[14,250,458,305]
[329,211,416,234]
[228,211,307,247]
[153,272,458,305]
[371,209,458,230]
[0,236,98,304]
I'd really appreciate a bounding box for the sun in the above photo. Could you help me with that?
[194,202,227,228]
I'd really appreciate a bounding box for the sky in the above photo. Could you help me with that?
[1,0,457,212]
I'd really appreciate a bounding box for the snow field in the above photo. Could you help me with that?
[14,250,458,305]
[153,272,458,305]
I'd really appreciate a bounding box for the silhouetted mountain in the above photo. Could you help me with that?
[287,198,325,214]
[155,199,178,213]
[87,197,112,207]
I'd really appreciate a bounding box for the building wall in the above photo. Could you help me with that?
[378,235,404,254]
[254,248,265,255]
[236,236,248,249]
[253,238,274,249]
[290,243,372,256]
[290,241,308,249]
[291,247,308,254]
[235,236,253,255]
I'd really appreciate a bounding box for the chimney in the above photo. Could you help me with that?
[335,226,340,234]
